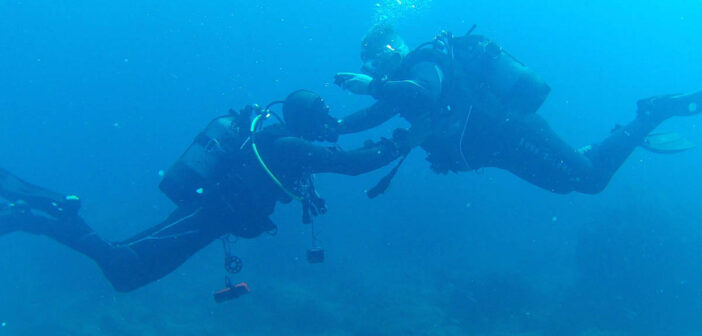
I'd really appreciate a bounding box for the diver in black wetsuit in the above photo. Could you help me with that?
[334,24,702,194]
[0,90,410,292]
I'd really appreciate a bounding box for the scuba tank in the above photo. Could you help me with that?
[159,107,255,206]
[452,33,551,114]
[401,28,552,174]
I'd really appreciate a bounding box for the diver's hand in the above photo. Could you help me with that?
[372,129,412,158]
[334,72,373,95]
[390,128,412,156]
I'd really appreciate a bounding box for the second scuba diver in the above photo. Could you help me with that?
[334,23,702,195]
[0,90,410,294]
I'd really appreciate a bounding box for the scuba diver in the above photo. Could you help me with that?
[334,23,702,195]
[0,90,410,295]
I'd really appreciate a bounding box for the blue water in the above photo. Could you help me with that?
[1,1,702,335]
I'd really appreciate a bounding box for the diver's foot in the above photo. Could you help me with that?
[0,200,30,237]
[637,90,702,120]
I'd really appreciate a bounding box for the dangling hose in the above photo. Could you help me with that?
[459,105,474,170]
[250,113,304,201]
[366,154,408,199]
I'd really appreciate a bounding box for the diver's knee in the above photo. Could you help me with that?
[574,179,608,194]
[547,179,606,195]
[549,186,574,195]
[111,280,141,293]
[104,269,150,292]
[99,247,151,292]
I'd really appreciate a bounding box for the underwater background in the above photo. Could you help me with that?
[1,1,702,335]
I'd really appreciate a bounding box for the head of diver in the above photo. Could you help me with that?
[283,90,339,143]
[360,23,410,78]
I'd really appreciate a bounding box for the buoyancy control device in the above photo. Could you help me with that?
[159,106,256,207]
[407,27,551,115]
[452,32,551,114]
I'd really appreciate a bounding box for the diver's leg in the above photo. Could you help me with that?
[0,170,231,291]
[468,112,596,194]
[567,91,702,192]
[469,91,701,194]
[574,113,662,192]
[106,205,227,292]
[0,204,115,269]
[1,203,228,291]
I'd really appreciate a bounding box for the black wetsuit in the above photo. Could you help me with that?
[0,123,401,292]
[339,38,667,195]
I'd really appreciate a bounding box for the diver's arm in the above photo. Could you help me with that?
[335,62,442,134]
[371,79,432,105]
[336,100,400,135]
[275,137,405,176]
[370,62,443,107]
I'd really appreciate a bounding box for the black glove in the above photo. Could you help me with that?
[390,128,412,156]
[374,128,411,158]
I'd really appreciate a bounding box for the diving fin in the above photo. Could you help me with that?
[641,131,696,154]
[0,168,80,218]
[0,201,30,237]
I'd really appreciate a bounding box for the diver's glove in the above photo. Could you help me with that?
[390,128,412,156]
[334,72,374,95]
[363,128,412,157]
[365,129,412,199]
